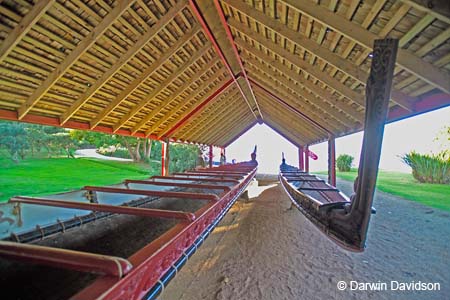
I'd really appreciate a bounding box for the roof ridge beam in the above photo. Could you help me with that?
[212,0,263,120]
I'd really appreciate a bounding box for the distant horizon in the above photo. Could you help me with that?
[226,106,450,174]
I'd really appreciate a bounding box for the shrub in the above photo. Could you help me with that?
[336,154,354,172]
[401,151,450,184]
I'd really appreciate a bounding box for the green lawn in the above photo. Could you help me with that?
[315,169,450,211]
[0,157,160,202]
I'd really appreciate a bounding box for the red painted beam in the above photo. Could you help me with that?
[83,186,218,202]
[328,137,336,186]
[0,241,132,277]
[249,78,332,135]
[172,172,243,179]
[223,120,258,147]
[161,139,169,176]
[263,119,301,148]
[163,78,234,138]
[150,175,239,184]
[0,109,162,141]
[305,145,310,173]
[298,145,304,171]
[209,145,213,168]
[388,92,450,123]
[10,196,195,222]
[213,0,262,120]
[124,180,231,192]
[188,0,258,120]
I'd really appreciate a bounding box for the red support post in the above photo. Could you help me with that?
[305,145,310,173]
[209,145,213,168]
[328,137,336,186]
[161,139,169,176]
[298,145,304,171]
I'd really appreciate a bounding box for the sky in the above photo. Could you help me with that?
[225,106,449,174]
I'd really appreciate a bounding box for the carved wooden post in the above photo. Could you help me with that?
[328,137,336,186]
[350,39,399,247]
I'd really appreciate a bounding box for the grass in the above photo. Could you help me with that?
[0,156,160,202]
[315,169,450,212]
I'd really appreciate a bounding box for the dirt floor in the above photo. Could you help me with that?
[161,175,450,300]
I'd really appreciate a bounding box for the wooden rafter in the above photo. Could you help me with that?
[17,1,136,120]
[225,1,415,111]
[204,111,253,145]
[277,0,450,93]
[148,70,228,137]
[260,108,311,145]
[176,86,239,137]
[248,70,347,133]
[0,1,56,64]
[126,45,214,134]
[159,78,236,138]
[263,116,306,147]
[256,92,325,141]
[180,91,241,140]
[186,93,244,141]
[89,25,201,129]
[144,62,225,136]
[237,43,363,124]
[60,2,188,125]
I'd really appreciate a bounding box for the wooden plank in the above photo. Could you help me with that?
[59,1,188,124]
[264,0,450,93]
[399,0,450,24]
[236,39,364,122]
[89,26,201,128]
[17,1,135,119]
[181,90,241,138]
[157,77,234,138]
[186,94,244,141]
[245,61,353,131]
[119,44,212,134]
[0,1,56,64]
[144,62,223,136]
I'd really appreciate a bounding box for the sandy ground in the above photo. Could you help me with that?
[161,175,450,300]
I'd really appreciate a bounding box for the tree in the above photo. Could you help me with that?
[336,154,354,172]
[0,121,28,162]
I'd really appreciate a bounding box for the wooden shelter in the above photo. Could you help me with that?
[0,0,448,150]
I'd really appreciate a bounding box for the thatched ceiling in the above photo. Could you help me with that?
[0,0,449,147]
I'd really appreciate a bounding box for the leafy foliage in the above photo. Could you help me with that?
[401,151,450,184]
[169,143,199,173]
[336,154,354,172]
